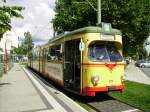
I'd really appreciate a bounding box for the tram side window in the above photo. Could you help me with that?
[34,53,37,61]
[34,52,38,61]
[37,52,40,60]
[35,52,37,61]
[28,52,33,60]
[33,52,35,61]
[34,53,36,61]
[46,48,49,60]
[48,45,63,61]
[0,55,3,63]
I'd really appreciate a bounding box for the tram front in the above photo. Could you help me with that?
[80,28,125,96]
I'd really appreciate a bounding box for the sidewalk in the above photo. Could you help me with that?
[125,62,150,85]
[0,63,48,112]
[0,63,88,112]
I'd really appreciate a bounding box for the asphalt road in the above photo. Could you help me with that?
[140,67,150,79]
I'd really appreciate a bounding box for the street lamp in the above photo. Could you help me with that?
[4,38,12,74]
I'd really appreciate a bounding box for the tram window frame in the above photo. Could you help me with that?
[45,48,49,61]
[48,45,63,61]
[35,52,39,61]
[0,55,3,63]
[88,42,123,62]
[36,52,38,60]
[28,52,33,60]
[32,53,35,61]
[34,53,36,61]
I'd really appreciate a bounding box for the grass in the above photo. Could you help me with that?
[109,81,150,112]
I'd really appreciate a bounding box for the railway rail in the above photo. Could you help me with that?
[87,98,141,112]
[28,68,142,112]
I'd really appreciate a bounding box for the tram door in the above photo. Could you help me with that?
[64,40,81,92]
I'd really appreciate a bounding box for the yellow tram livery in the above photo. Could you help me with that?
[28,26,125,96]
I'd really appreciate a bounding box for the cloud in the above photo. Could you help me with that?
[5,0,56,46]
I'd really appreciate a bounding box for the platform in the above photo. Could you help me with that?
[0,63,88,112]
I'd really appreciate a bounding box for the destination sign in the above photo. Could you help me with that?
[101,34,114,40]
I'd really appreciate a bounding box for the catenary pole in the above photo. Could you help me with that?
[97,0,101,25]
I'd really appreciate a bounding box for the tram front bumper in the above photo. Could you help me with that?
[81,84,125,96]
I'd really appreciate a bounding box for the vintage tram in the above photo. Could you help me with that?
[28,26,125,96]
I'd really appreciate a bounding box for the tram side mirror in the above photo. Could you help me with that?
[55,44,63,53]
[60,44,63,53]
[79,39,85,51]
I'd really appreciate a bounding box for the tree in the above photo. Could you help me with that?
[0,1,24,40]
[12,32,34,55]
[53,0,96,34]
[102,0,150,57]
[12,47,26,55]
[53,0,150,57]
[0,48,3,52]
[24,32,34,53]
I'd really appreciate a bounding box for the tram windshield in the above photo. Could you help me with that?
[88,44,123,62]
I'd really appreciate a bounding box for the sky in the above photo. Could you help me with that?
[0,0,56,50]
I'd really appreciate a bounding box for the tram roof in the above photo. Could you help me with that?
[49,26,121,43]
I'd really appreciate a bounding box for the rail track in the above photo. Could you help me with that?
[27,68,142,112]
[87,97,142,112]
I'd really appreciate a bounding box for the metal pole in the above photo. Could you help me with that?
[5,42,7,74]
[97,0,101,25]
[4,39,12,73]
[18,36,19,47]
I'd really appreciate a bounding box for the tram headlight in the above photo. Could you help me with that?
[91,75,99,86]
